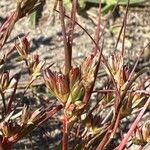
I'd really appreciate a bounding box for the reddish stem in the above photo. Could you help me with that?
[96,109,121,150]
[93,0,101,54]
[117,97,150,150]
[59,0,71,75]
[0,11,19,50]
[62,115,69,150]
[1,145,12,150]
[67,0,77,45]
[39,105,63,125]
[7,74,20,114]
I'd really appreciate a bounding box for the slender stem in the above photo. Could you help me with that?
[93,0,101,54]
[96,109,121,150]
[68,0,77,45]
[62,115,68,150]
[7,74,20,114]
[114,0,130,53]
[0,141,3,150]
[128,42,150,81]
[121,0,130,56]
[23,77,35,95]
[82,0,103,106]
[59,0,71,75]
[94,89,150,96]
[55,9,121,104]
[25,59,31,75]
[0,92,6,115]
[39,105,63,125]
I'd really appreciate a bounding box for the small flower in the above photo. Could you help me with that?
[0,72,9,92]
[68,83,85,104]
[0,112,20,137]
[21,106,31,125]
[27,108,45,125]
[81,54,99,88]
[43,68,69,104]
[133,120,150,145]
[64,101,86,123]
[0,106,47,145]
[16,0,40,19]
[69,67,81,89]
[0,121,13,137]
[82,112,101,135]
[0,72,18,93]
[15,36,30,60]
[142,120,150,142]
[43,68,57,95]
[20,106,45,125]
[123,65,130,82]
[28,54,45,79]
[55,74,69,97]
[104,54,129,90]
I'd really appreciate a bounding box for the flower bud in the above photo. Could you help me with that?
[133,121,150,145]
[56,74,69,95]
[21,106,31,125]
[0,72,9,92]
[15,37,30,60]
[43,68,57,95]
[44,68,69,104]
[104,54,125,89]
[81,54,98,88]
[28,108,44,125]
[0,72,19,93]
[28,54,45,78]
[1,122,9,137]
[55,74,69,103]
[70,83,85,103]
[69,67,81,88]
[123,65,130,82]
[142,120,150,142]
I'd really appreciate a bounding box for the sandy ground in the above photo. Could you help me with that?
[0,0,150,149]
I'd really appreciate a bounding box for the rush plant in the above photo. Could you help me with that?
[0,0,149,150]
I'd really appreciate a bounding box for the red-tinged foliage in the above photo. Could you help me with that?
[0,0,149,150]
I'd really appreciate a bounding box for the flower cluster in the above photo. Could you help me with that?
[43,54,99,122]
[0,72,18,93]
[133,120,150,145]
[16,37,44,81]
[28,54,45,79]
[0,106,45,144]
[15,36,30,60]
[104,54,130,90]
